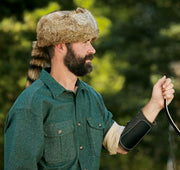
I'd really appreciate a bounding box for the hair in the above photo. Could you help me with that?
[46,45,54,59]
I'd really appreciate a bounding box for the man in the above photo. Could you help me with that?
[4,7,174,170]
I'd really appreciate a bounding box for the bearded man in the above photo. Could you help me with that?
[4,8,174,170]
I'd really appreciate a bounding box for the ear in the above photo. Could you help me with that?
[54,44,67,54]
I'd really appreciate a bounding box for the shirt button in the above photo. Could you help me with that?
[77,122,81,126]
[58,130,62,134]
[79,146,83,150]
[98,123,102,127]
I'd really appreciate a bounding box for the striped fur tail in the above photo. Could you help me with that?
[26,41,50,88]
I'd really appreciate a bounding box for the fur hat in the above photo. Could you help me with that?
[37,7,99,47]
[26,7,99,88]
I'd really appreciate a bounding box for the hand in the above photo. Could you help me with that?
[151,76,175,110]
[142,76,175,123]
[117,144,128,155]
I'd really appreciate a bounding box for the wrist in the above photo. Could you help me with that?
[142,99,162,123]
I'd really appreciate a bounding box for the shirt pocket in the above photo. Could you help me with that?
[87,117,105,157]
[44,120,76,165]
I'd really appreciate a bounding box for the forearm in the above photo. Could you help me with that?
[142,99,162,123]
[119,110,154,151]
[103,110,155,154]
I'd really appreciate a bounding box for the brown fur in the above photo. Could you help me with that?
[36,7,99,47]
[26,41,50,88]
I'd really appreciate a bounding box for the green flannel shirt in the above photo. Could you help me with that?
[5,68,114,170]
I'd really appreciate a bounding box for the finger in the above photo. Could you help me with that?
[166,95,174,105]
[163,89,175,99]
[162,78,172,88]
[156,75,166,87]
[162,83,174,91]
[164,93,174,100]
[163,88,175,95]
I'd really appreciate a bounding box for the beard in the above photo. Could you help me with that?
[64,44,94,76]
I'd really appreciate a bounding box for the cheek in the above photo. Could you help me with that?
[71,44,88,57]
[77,45,88,54]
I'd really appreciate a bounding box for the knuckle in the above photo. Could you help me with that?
[167,78,171,82]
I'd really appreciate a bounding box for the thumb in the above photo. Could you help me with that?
[156,75,166,87]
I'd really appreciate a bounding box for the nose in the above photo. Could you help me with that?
[87,43,96,54]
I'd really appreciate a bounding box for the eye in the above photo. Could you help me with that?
[83,40,90,44]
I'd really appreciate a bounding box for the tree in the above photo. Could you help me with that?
[0,0,180,169]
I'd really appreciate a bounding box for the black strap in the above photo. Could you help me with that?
[164,99,180,136]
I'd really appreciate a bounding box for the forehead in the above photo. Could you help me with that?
[70,39,92,45]
[69,42,83,50]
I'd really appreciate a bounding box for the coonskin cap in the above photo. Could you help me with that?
[36,7,99,47]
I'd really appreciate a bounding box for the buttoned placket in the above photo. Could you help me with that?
[74,88,88,170]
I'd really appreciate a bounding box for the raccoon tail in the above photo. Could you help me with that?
[26,41,50,88]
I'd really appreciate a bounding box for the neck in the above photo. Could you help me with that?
[50,60,78,93]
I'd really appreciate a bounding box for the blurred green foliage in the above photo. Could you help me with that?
[0,0,180,169]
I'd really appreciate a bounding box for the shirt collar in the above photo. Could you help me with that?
[40,68,87,98]
[40,68,66,98]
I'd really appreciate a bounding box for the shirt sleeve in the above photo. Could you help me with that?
[4,108,44,170]
[103,122,125,155]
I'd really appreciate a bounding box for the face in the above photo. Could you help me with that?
[64,41,96,76]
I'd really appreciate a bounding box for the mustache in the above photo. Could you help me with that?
[85,54,94,60]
